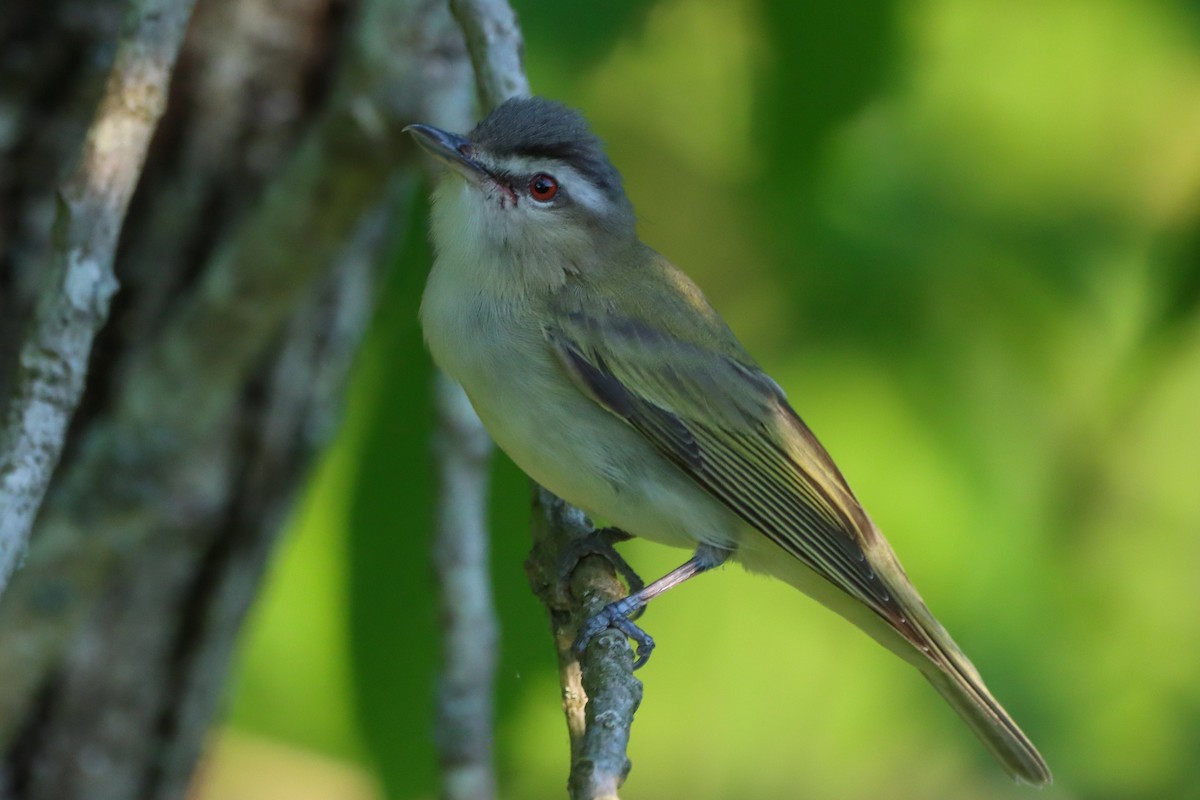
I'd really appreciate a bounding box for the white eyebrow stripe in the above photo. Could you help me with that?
[488,156,609,214]
[549,164,608,213]
[492,154,556,175]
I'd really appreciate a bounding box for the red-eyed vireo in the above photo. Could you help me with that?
[406,97,1051,785]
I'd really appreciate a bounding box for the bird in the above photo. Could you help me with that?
[405,96,1051,785]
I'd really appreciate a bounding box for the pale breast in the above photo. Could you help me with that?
[420,263,739,552]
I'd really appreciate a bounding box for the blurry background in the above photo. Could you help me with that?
[203,0,1200,797]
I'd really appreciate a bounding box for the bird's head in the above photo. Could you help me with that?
[406,97,636,289]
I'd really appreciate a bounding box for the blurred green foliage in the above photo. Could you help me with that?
[225,0,1200,797]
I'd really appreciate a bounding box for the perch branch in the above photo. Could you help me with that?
[0,0,197,598]
[445,0,641,795]
[526,490,643,800]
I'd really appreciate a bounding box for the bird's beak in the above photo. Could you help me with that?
[404,123,489,182]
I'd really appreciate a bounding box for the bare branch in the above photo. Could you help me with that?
[526,489,643,800]
[425,1,533,796]
[445,1,642,797]
[449,0,531,107]
[0,0,197,598]
[433,374,498,800]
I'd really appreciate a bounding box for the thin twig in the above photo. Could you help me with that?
[445,2,642,796]
[526,490,642,800]
[427,1,531,798]
[0,0,197,599]
[449,0,531,107]
[407,5,503,797]
[433,374,498,800]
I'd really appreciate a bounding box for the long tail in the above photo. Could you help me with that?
[857,537,1053,784]
[918,636,1052,784]
[744,517,1052,783]
[885,559,1052,784]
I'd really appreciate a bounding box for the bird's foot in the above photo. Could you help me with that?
[561,528,655,668]
[575,595,656,669]
[570,543,730,670]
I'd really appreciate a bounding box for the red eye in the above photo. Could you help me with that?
[529,173,558,201]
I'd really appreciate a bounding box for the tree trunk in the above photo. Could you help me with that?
[0,0,472,795]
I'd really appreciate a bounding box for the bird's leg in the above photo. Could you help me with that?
[575,542,732,669]
[558,526,645,598]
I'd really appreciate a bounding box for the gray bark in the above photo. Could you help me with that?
[0,0,197,600]
[0,0,640,796]
[433,375,498,800]
[526,491,642,800]
[445,2,643,796]
[0,0,473,795]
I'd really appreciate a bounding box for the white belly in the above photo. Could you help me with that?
[421,272,739,553]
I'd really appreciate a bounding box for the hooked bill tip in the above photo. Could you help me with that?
[405,123,488,182]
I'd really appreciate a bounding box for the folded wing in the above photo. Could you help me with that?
[546,310,925,648]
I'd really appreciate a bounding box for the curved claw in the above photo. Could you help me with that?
[571,544,730,671]
[575,598,656,670]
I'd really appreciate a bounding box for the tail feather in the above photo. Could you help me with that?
[920,646,1052,785]
[870,542,1052,784]
[894,576,1052,784]
[749,527,1052,783]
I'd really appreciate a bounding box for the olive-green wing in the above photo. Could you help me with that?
[546,311,919,641]
[549,311,1053,786]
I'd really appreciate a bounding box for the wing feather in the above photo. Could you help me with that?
[547,314,923,644]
